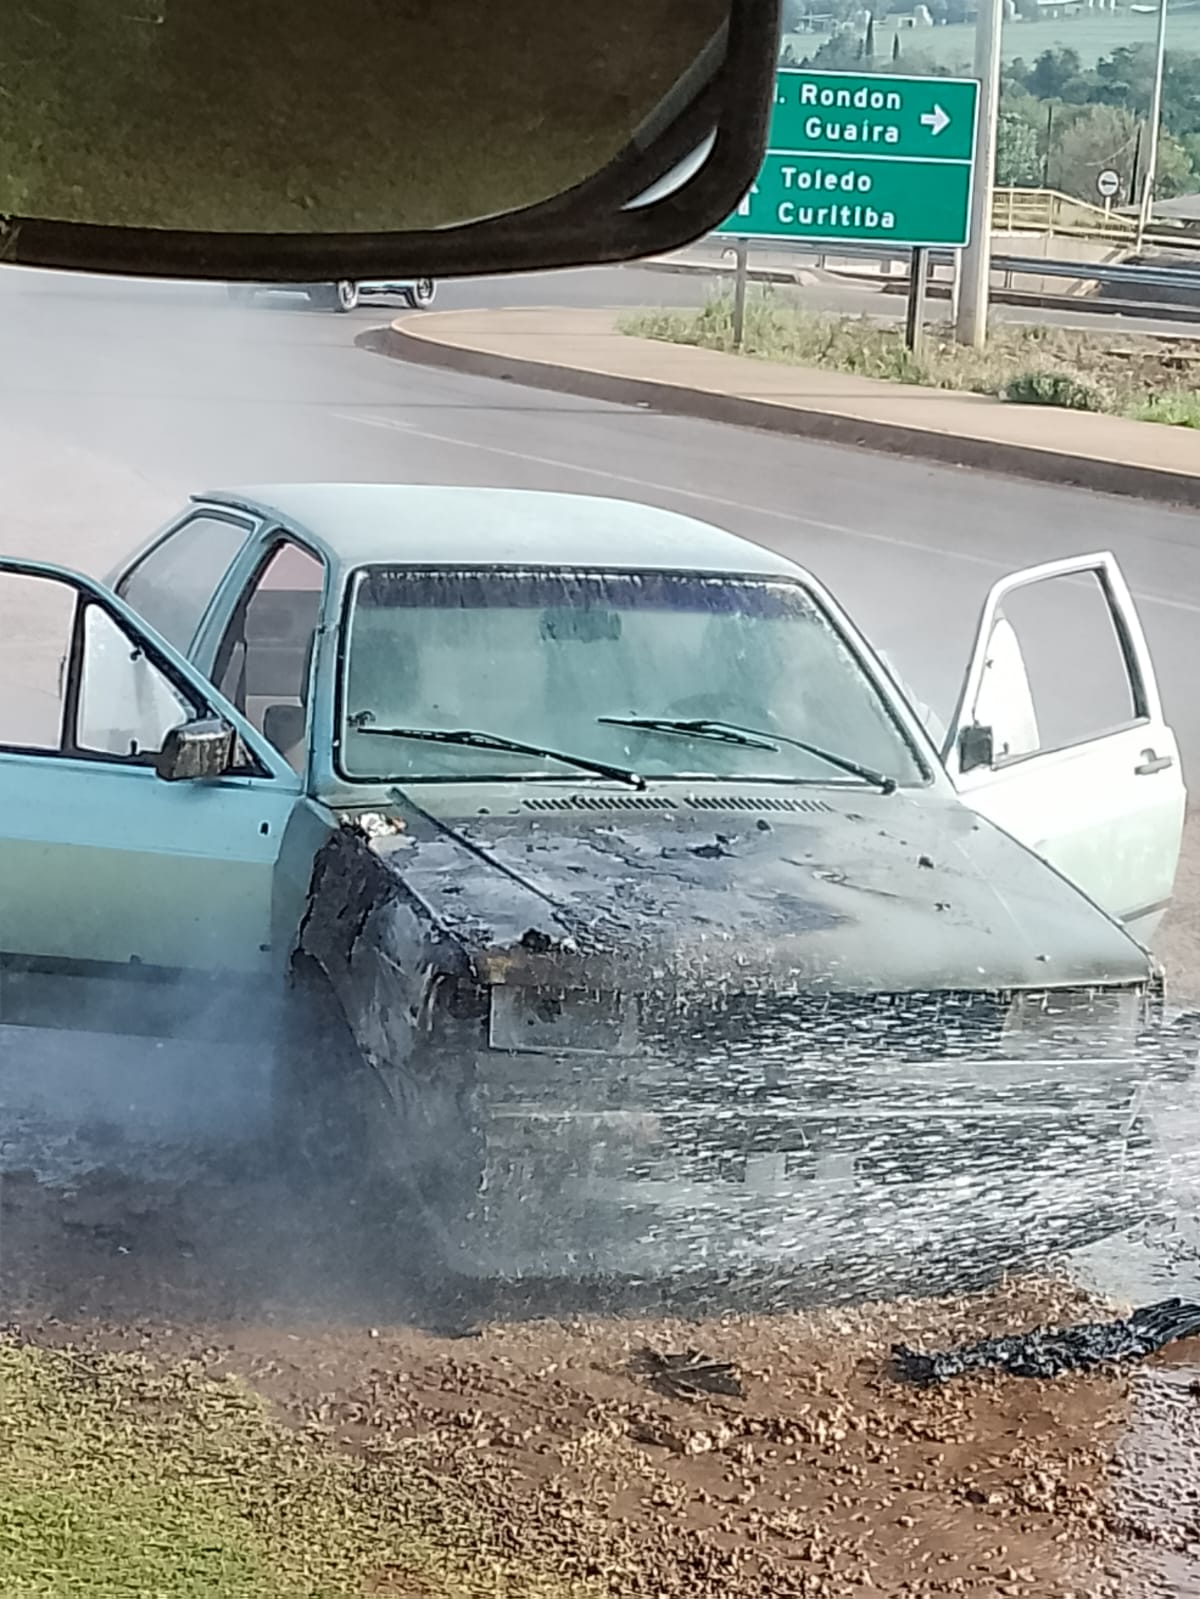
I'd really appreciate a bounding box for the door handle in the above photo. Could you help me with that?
[1135,749,1174,776]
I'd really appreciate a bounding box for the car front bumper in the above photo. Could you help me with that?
[417,1041,1174,1287]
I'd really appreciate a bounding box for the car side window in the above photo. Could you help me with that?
[0,568,199,762]
[115,513,252,654]
[978,571,1140,764]
[75,602,196,759]
[214,540,324,771]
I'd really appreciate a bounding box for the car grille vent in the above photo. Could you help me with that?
[686,795,836,815]
[522,795,679,813]
[521,794,835,815]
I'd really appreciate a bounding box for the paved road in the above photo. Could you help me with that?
[3,261,1199,770]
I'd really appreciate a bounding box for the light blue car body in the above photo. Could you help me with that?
[7,486,873,1037]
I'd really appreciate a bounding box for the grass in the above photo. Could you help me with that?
[619,291,1200,426]
[784,9,1200,72]
[0,1341,580,1598]
[1132,391,1200,426]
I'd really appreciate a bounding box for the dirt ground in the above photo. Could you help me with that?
[4,1153,1200,1598]
[5,835,1200,1596]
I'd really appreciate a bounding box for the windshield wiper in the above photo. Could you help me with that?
[355,723,646,790]
[599,715,778,751]
[599,716,896,795]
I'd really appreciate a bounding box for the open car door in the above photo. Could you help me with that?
[942,552,1185,945]
[0,558,314,1037]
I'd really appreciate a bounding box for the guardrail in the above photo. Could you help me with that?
[690,236,1200,295]
[993,186,1139,244]
[989,256,1200,293]
[992,187,1200,253]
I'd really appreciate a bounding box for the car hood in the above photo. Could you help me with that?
[358,788,1151,994]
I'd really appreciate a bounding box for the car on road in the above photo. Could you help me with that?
[0,487,1189,1294]
[227,279,437,313]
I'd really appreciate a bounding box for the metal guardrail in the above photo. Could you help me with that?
[693,236,1200,296]
[993,186,1138,244]
[990,256,1200,292]
[993,187,1200,253]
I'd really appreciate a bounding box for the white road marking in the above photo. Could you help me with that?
[331,409,1200,616]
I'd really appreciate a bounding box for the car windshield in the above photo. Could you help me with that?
[339,566,926,786]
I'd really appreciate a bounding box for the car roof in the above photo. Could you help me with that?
[198,485,802,579]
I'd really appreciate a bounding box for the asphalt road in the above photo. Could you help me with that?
[2,261,1199,771]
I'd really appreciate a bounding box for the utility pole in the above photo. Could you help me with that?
[1137,0,1169,247]
[955,0,1003,347]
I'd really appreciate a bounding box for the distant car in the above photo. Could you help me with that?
[1,488,1191,1296]
[227,278,436,313]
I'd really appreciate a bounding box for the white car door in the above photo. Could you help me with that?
[941,552,1184,944]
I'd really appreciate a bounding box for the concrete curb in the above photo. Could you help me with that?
[377,321,1200,511]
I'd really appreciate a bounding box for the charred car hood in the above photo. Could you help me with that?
[358,789,1151,993]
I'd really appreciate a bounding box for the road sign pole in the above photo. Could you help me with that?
[1137,0,1169,247]
[732,239,749,350]
[955,0,1003,348]
[905,246,927,355]
[950,250,963,324]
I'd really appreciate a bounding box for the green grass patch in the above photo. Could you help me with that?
[1002,371,1106,411]
[0,1342,579,1598]
[619,292,1200,427]
[1132,391,1200,427]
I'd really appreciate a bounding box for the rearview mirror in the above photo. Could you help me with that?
[155,718,237,782]
[1,0,779,282]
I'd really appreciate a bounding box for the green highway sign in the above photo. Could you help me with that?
[717,68,980,249]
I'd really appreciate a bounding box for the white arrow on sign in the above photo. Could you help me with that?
[920,104,951,137]
[736,181,760,217]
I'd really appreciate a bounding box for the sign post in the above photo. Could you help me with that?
[1097,168,1120,218]
[732,238,750,349]
[715,69,980,249]
[905,246,928,354]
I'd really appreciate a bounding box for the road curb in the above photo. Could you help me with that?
[377,321,1200,510]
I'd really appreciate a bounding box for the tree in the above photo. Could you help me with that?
[1051,104,1139,201]
[1154,132,1198,199]
[996,109,1043,187]
[892,31,900,61]
[1024,47,1083,100]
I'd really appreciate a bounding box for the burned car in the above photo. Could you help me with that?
[0,486,1190,1294]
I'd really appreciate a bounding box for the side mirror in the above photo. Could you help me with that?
[155,718,237,783]
[958,723,994,775]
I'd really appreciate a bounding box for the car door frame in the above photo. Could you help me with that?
[181,520,333,780]
[940,550,1185,939]
[0,555,300,784]
[105,503,265,653]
